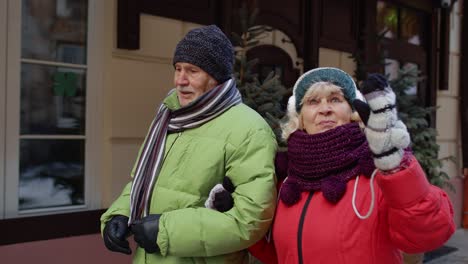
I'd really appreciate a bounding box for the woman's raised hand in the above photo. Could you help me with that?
[353,74,410,171]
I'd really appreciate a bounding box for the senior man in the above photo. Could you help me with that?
[101,25,277,263]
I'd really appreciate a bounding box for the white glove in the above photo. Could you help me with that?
[353,74,410,171]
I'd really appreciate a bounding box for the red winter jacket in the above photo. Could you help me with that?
[249,157,455,264]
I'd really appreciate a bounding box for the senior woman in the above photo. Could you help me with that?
[208,67,455,264]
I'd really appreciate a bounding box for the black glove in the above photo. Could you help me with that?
[205,176,235,212]
[353,99,370,125]
[353,73,389,125]
[361,73,388,94]
[130,214,161,254]
[103,215,132,255]
[213,176,235,212]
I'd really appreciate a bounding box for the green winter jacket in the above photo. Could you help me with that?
[101,92,277,263]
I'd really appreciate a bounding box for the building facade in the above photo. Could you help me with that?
[0,0,466,263]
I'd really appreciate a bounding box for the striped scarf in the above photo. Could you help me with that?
[129,78,241,224]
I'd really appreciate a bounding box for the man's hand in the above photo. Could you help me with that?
[103,215,132,255]
[353,73,410,171]
[130,214,161,254]
[205,176,235,212]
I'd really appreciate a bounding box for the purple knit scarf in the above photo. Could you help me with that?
[280,122,375,206]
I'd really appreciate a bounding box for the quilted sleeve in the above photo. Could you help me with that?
[100,182,132,233]
[377,157,455,253]
[156,128,278,257]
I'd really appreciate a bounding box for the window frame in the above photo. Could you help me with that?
[3,0,103,219]
[0,0,7,219]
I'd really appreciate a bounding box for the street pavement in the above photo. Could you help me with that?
[424,228,468,263]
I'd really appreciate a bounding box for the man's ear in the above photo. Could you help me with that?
[208,77,218,89]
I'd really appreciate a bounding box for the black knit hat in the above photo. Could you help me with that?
[173,25,234,83]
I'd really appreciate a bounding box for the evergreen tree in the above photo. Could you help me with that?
[231,4,291,144]
[389,66,454,189]
[230,4,290,262]
[351,45,454,190]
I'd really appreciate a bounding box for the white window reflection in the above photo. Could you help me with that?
[21,0,88,64]
[402,63,419,95]
[384,58,400,80]
[385,59,419,96]
[401,8,423,46]
[19,139,85,210]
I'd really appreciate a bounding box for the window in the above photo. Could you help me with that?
[2,0,101,219]
[377,1,428,47]
[376,0,432,106]
[384,59,419,96]
[246,45,299,107]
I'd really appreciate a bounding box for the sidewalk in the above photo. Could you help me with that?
[424,228,468,263]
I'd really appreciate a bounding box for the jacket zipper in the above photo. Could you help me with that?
[163,132,182,163]
[297,192,314,264]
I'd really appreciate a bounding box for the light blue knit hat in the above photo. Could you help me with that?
[289,67,359,113]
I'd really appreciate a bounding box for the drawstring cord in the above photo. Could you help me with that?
[269,170,377,244]
[352,169,378,219]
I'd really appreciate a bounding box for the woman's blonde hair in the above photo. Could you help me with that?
[281,82,362,141]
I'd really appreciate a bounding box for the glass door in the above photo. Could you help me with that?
[5,0,96,217]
